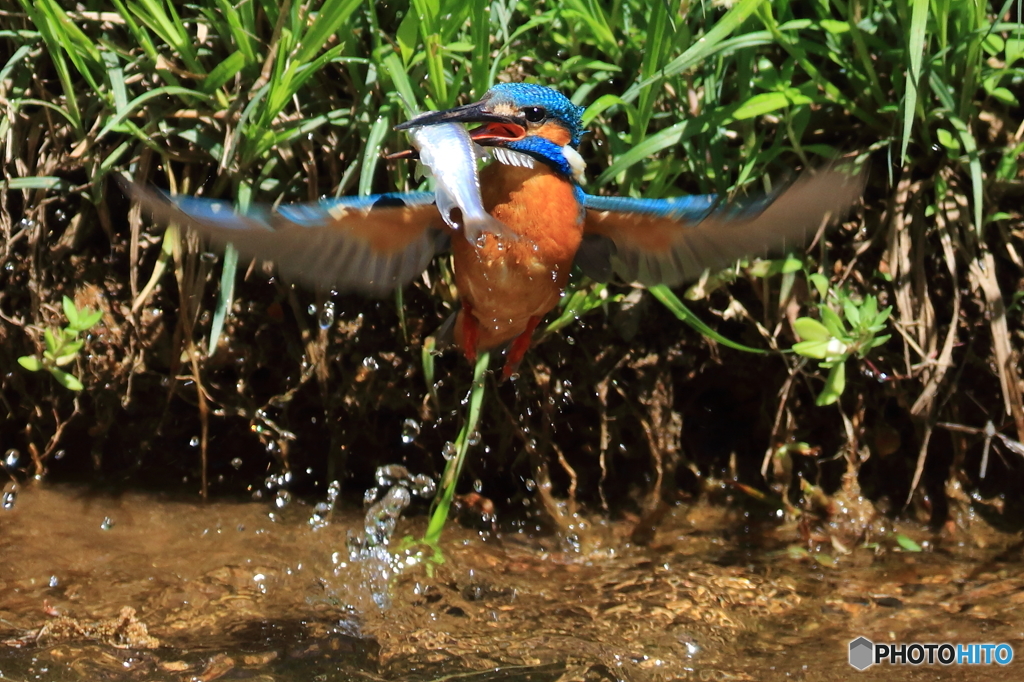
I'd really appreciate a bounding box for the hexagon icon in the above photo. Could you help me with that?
[849,637,874,670]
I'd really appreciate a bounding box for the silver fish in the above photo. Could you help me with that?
[407,122,511,244]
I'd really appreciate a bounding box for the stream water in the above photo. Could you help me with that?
[1,484,1022,681]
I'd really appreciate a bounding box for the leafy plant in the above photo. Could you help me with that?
[792,275,891,406]
[17,297,103,392]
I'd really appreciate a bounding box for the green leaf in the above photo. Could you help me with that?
[649,285,766,354]
[860,295,878,323]
[779,256,804,274]
[872,306,893,327]
[936,127,960,153]
[793,339,831,360]
[396,6,419,65]
[44,328,59,355]
[894,534,922,552]
[79,309,103,329]
[808,273,829,300]
[18,356,43,372]
[819,306,847,338]
[62,295,79,328]
[49,367,83,391]
[202,50,246,94]
[1008,37,1024,64]
[842,299,861,328]
[982,33,1004,56]
[869,334,892,349]
[793,317,831,342]
[621,0,765,104]
[989,87,1019,107]
[815,361,846,406]
[5,176,72,191]
[545,283,610,335]
[900,0,930,164]
[733,91,812,120]
[819,19,849,34]
[54,352,79,367]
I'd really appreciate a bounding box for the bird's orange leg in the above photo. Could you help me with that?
[461,299,479,364]
[502,315,541,380]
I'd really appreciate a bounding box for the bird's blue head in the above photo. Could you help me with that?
[481,83,585,147]
[395,83,587,180]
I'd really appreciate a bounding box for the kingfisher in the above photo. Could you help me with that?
[128,83,863,379]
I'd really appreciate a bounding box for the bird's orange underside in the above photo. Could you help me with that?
[452,162,584,360]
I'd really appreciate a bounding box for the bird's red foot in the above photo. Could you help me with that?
[502,316,541,381]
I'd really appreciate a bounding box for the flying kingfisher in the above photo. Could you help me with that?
[128,83,863,379]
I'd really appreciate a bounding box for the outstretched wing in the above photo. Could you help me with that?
[126,183,450,296]
[577,169,864,286]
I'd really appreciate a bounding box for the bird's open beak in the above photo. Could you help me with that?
[393,100,527,146]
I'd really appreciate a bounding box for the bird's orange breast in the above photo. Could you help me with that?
[451,162,583,351]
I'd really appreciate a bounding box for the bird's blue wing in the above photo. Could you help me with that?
[577,169,864,286]
[128,186,449,296]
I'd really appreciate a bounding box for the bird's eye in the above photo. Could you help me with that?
[523,106,546,123]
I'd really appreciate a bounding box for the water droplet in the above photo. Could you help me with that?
[362,356,379,371]
[100,517,114,530]
[274,489,291,509]
[318,301,335,329]
[401,419,420,444]
[411,474,436,498]
[441,441,457,461]
[467,430,481,446]
[2,483,18,510]
[4,449,19,468]
[54,449,66,460]
[524,478,537,491]
[307,303,317,315]
[48,575,59,587]
[188,436,200,448]
[376,464,408,487]
[473,479,483,493]
[231,457,243,469]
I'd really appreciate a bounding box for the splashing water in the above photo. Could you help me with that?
[318,301,335,330]
[2,483,17,510]
[349,466,437,549]
[309,480,342,530]
[331,465,439,608]
[400,419,420,444]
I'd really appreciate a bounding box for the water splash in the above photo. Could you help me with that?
[351,465,437,548]
[332,465,438,608]
[318,301,335,330]
[2,483,17,510]
[400,419,420,444]
[274,489,292,509]
[309,480,342,530]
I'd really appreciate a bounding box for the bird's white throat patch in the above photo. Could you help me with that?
[562,145,587,185]
[490,145,587,185]
[490,147,536,169]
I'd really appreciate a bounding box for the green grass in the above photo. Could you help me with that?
[2,0,1022,524]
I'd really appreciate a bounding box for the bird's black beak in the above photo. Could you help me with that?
[394,100,527,146]
[395,99,511,130]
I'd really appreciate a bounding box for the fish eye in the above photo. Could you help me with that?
[522,106,546,123]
